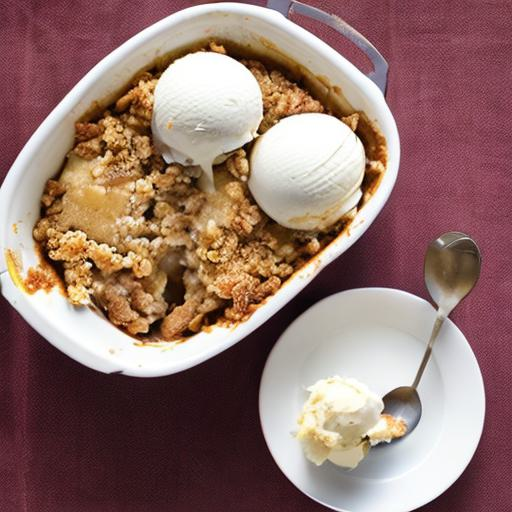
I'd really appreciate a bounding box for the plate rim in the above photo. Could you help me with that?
[258,287,486,512]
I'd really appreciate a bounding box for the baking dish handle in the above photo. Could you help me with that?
[267,0,388,95]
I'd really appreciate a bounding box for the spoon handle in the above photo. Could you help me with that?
[412,312,446,389]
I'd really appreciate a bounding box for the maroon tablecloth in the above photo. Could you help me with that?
[1,1,511,510]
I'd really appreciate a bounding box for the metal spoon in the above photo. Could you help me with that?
[382,232,481,437]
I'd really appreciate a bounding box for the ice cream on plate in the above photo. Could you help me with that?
[249,113,366,231]
[152,51,263,192]
[296,376,407,469]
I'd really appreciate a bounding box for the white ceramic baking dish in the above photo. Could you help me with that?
[0,1,399,377]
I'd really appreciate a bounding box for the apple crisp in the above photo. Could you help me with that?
[33,43,387,341]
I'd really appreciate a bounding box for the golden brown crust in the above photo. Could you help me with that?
[75,122,103,142]
[114,76,157,127]
[369,414,408,443]
[341,113,360,132]
[208,41,227,55]
[242,59,324,132]
[23,266,58,294]
[41,179,66,208]
[161,299,200,340]
[381,414,407,438]
[225,149,250,182]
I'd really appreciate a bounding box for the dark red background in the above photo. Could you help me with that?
[1,1,511,510]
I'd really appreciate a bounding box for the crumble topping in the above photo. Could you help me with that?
[242,59,325,133]
[33,43,387,341]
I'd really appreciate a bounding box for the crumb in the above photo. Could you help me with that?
[226,149,249,181]
[23,266,57,294]
[73,137,103,160]
[243,59,324,132]
[75,122,102,142]
[369,414,408,444]
[341,113,360,131]
[209,41,226,54]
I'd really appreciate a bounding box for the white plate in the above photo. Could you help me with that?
[259,288,485,512]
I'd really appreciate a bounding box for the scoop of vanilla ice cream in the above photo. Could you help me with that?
[249,113,366,230]
[296,376,383,468]
[152,51,263,192]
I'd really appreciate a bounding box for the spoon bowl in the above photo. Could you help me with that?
[382,386,422,434]
[424,231,482,315]
[382,232,481,439]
